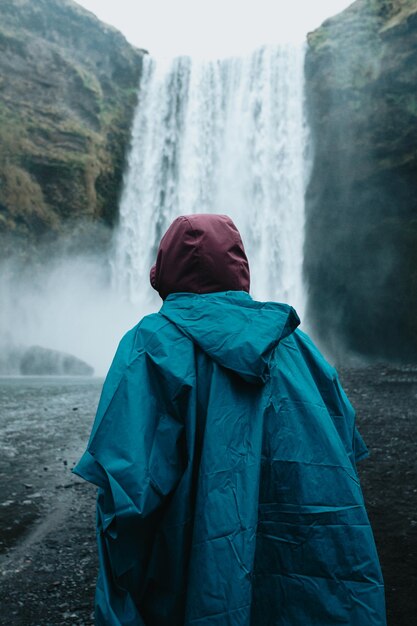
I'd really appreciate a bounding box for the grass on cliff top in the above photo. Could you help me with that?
[381,0,417,31]
[308,0,417,52]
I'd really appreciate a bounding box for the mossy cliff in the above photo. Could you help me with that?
[0,0,145,244]
[304,0,417,362]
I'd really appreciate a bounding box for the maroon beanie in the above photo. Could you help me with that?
[149,214,250,300]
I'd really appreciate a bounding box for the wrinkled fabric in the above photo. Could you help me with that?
[73,290,386,626]
[149,214,250,299]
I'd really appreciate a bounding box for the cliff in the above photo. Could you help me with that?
[0,0,145,245]
[304,0,417,362]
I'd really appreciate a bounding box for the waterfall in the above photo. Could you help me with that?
[112,44,309,317]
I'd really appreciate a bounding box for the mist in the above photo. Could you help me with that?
[0,228,157,376]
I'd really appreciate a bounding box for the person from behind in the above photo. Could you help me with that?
[73,213,386,625]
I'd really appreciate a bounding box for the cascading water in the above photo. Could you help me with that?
[112,44,309,318]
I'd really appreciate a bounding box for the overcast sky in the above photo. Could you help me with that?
[75,0,354,58]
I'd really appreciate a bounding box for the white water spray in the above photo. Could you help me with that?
[0,44,310,376]
[113,44,309,316]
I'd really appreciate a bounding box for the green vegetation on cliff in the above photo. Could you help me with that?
[0,0,145,243]
[305,0,417,361]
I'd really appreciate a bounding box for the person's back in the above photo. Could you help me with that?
[73,214,386,625]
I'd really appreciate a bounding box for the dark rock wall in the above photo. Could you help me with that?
[0,0,145,246]
[304,0,417,362]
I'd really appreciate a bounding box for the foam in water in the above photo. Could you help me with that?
[113,44,309,316]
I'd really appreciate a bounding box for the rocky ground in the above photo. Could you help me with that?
[339,364,417,626]
[0,482,97,625]
[0,365,416,625]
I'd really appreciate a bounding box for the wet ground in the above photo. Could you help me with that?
[0,366,416,625]
[0,377,102,625]
[0,377,103,556]
[339,365,417,626]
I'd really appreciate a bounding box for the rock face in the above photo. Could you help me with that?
[0,0,145,244]
[0,344,94,375]
[20,345,94,375]
[304,0,417,362]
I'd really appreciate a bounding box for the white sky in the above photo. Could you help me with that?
[75,0,354,59]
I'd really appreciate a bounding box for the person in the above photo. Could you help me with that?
[72,213,387,626]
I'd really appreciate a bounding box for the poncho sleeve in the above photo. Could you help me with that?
[72,319,191,625]
[291,328,369,467]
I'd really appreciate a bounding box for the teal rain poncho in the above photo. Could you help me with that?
[73,290,386,625]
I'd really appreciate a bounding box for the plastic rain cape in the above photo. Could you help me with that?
[73,290,386,626]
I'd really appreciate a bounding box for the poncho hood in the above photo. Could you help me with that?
[150,214,250,300]
[160,290,300,384]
